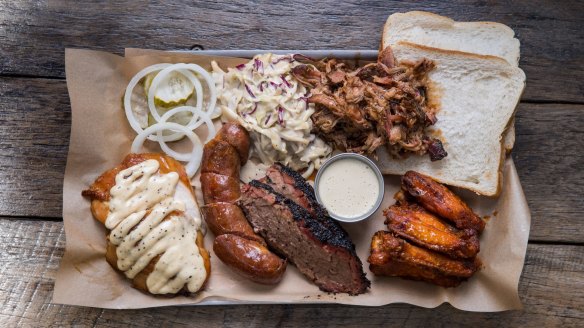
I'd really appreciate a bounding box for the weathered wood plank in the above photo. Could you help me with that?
[0,78,71,218]
[511,103,584,243]
[0,218,582,327]
[1,77,583,242]
[0,1,582,102]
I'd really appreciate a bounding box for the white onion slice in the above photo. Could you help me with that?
[125,63,219,143]
[156,106,216,161]
[209,106,222,119]
[148,63,217,117]
[125,63,221,178]
[124,63,172,135]
[131,122,203,178]
[147,68,204,142]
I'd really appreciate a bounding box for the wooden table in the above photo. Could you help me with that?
[1,1,582,326]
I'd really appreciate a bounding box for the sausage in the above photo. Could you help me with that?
[213,234,286,284]
[200,203,264,244]
[200,173,240,204]
[201,139,241,178]
[216,123,251,165]
[200,123,287,284]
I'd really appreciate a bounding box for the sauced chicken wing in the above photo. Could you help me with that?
[401,171,485,232]
[368,231,480,287]
[384,203,479,259]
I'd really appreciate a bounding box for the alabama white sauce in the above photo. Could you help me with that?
[317,158,380,220]
[105,159,206,294]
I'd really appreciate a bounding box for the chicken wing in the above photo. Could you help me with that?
[401,171,485,232]
[368,231,480,287]
[384,203,479,259]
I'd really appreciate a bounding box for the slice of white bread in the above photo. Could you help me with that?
[382,11,521,152]
[375,42,525,196]
[382,11,520,65]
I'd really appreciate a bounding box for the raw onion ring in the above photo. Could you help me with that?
[125,63,218,142]
[156,106,216,161]
[131,122,203,178]
[125,63,220,177]
[124,63,172,135]
[148,63,216,120]
[147,68,204,141]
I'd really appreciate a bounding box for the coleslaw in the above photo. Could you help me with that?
[212,54,331,177]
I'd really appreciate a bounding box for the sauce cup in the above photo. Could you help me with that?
[314,153,385,223]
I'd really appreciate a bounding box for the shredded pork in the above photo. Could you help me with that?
[291,46,447,161]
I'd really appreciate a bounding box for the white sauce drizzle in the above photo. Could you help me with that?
[317,158,380,220]
[105,159,206,294]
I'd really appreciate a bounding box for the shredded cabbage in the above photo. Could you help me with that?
[212,54,331,175]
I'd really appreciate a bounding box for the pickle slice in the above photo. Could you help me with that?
[144,70,195,108]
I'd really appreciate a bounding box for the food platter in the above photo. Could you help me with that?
[54,45,530,310]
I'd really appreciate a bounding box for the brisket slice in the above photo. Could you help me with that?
[239,180,370,295]
[260,163,351,242]
[261,163,328,218]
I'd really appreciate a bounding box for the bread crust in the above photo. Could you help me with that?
[395,41,512,64]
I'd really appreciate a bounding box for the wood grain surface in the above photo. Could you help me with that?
[0,1,583,102]
[0,0,583,326]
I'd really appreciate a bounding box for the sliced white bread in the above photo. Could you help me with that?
[375,42,525,196]
[382,11,521,152]
[382,11,520,65]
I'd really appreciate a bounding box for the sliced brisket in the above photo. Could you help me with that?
[260,163,326,218]
[260,163,352,242]
[239,180,370,295]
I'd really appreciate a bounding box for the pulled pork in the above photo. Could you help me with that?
[291,46,447,161]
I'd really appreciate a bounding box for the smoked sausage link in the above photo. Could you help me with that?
[200,173,241,204]
[216,123,251,165]
[201,139,241,178]
[200,203,264,245]
[213,234,286,285]
[200,123,286,284]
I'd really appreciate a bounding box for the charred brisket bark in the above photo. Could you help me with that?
[239,179,370,295]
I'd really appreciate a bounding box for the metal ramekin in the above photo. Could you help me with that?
[314,153,385,223]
